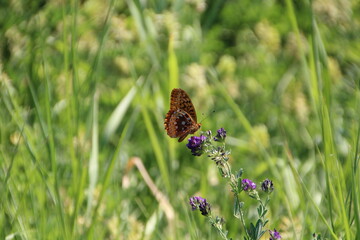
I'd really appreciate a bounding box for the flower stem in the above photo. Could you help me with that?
[239,204,250,238]
[209,216,230,240]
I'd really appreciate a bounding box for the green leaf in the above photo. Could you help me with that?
[249,222,256,238]
[236,168,244,178]
[264,219,269,226]
[237,177,243,192]
[254,220,263,239]
[233,196,241,219]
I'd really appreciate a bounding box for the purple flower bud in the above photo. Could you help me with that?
[241,179,257,191]
[189,196,211,216]
[261,178,274,193]
[186,135,207,156]
[269,229,282,239]
[214,128,227,142]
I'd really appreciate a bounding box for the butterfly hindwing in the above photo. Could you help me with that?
[167,110,193,137]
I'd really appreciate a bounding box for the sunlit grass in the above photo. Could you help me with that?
[1,0,360,239]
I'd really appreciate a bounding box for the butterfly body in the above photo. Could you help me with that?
[164,88,201,142]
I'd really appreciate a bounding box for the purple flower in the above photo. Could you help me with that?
[241,179,256,191]
[189,196,211,216]
[261,178,274,193]
[214,128,227,142]
[186,135,207,156]
[269,229,281,239]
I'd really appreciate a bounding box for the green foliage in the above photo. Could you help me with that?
[1,0,360,239]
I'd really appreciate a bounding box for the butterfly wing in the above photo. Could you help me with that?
[165,109,199,142]
[164,88,201,142]
[169,88,197,122]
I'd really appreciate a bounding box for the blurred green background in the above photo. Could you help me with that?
[1,0,360,239]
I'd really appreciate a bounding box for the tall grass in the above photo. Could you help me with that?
[1,0,359,239]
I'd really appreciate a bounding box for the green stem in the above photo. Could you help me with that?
[209,216,230,240]
[239,205,250,238]
[258,199,267,224]
[225,162,232,178]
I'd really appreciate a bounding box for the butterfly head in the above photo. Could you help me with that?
[190,122,201,134]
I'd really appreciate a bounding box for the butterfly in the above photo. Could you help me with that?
[164,88,201,142]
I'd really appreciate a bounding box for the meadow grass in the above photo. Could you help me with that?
[1,0,360,239]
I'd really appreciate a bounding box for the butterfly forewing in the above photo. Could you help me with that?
[169,88,197,122]
[164,88,201,142]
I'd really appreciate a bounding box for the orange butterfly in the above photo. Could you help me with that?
[164,88,201,142]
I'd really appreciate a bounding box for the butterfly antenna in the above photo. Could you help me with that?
[200,110,216,124]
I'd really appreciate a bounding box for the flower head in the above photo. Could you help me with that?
[186,135,207,156]
[189,196,211,216]
[269,229,281,239]
[214,128,227,142]
[261,178,274,193]
[241,179,257,191]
